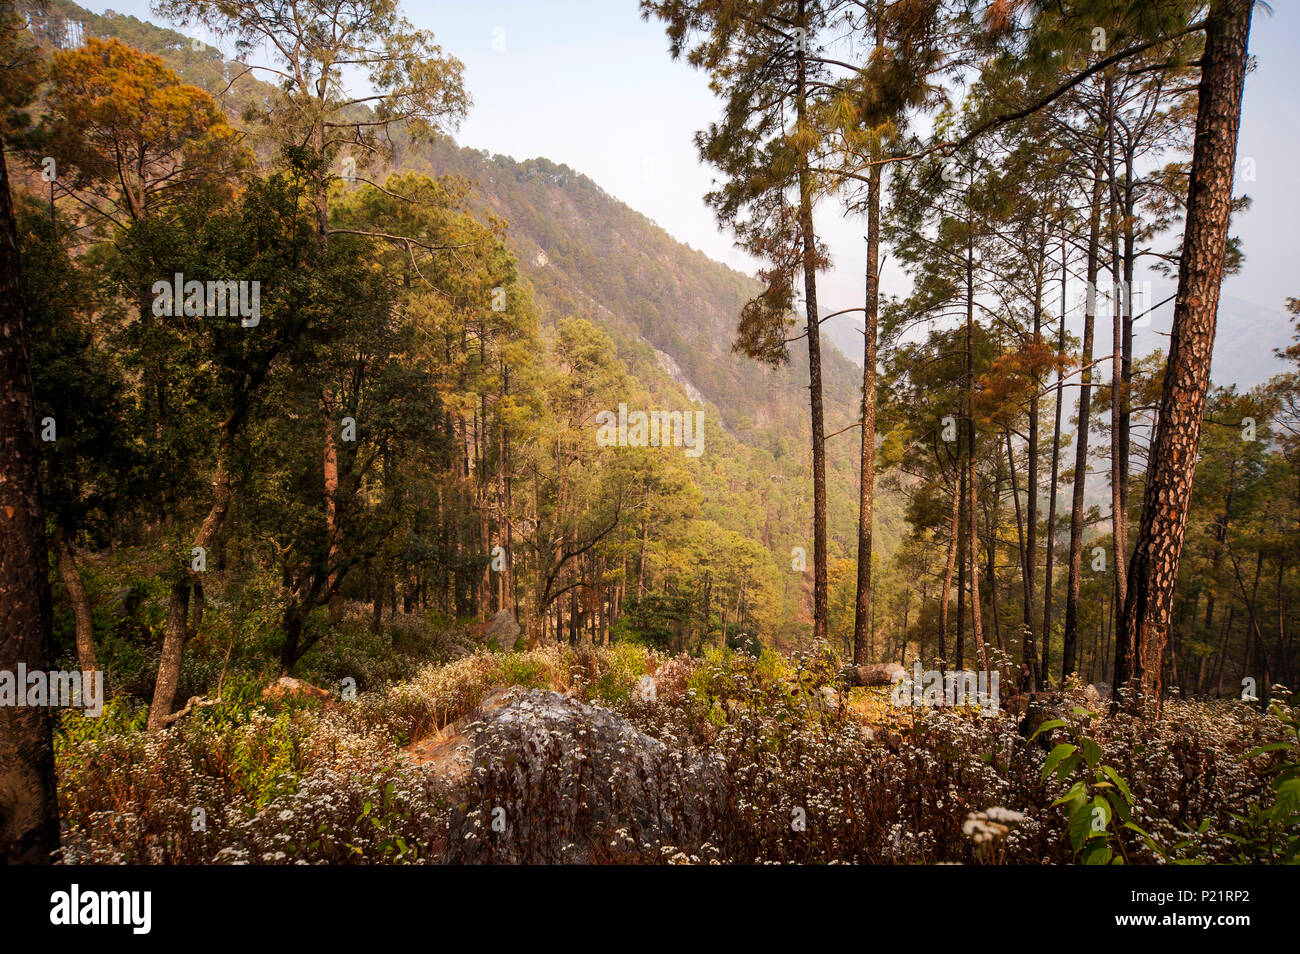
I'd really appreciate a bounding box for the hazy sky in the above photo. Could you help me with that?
[98,1,1300,363]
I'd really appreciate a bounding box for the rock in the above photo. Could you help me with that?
[483,609,521,651]
[634,674,658,703]
[109,585,143,618]
[444,689,725,864]
[841,662,905,687]
[408,686,525,786]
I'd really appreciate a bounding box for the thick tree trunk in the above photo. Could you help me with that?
[0,134,60,862]
[1116,0,1253,714]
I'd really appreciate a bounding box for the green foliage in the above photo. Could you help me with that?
[1031,704,1214,865]
[57,696,148,750]
[584,643,656,706]
[1228,698,1300,863]
[1034,707,1142,864]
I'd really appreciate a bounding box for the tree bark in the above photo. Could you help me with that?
[938,480,959,670]
[854,156,881,664]
[0,133,60,862]
[147,455,232,731]
[965,188,989,672]
[1021,210,1045,688]
[1116,0,1253,714]
[1062,137,1106,682]
[796,0,829,643]
[1106,75,1129,650]
[54,527,97,675]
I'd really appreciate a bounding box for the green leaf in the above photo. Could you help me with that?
[1053,780,1087,808]
[1056,753,1082,782]
[1244,741,1293,759]
[1082,841,1112,865]
[1122,820,1165,857]
[1087,797,1111,839]
[1100,765,1133,805]
[1081,737,1102,769]
[1272,778,1300,818]
[1105,789,1131,825]
[1029,718,1067,742]
[1068,800,1101,852]
[1041,743,1077,781]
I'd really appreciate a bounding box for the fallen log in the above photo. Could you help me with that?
[839,662,905,688]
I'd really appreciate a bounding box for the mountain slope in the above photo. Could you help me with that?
[402,141,862,446]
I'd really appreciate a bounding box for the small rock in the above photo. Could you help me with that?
[483,609,521,651]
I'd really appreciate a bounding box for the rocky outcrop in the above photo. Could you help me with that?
[444,690,725,863]
[482,609,521,651]
[406,686,525,787]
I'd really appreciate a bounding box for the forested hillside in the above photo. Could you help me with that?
[0,0,1297,876]
[5,0,913,666]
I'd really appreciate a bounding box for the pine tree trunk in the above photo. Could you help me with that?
[1106,76,1129,656]
[1117,0,1253,714]
[854,159,881,665]
[1043,223,1068,687]
[938,482,959,670]
[965,205,988,672]
[1062,141,1105,682]
[956,465,967,669]
[1022,213,1045,688]
[795,6,829,643]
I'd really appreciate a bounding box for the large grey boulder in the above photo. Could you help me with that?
[483,609,521,651]
[444,690,725,863]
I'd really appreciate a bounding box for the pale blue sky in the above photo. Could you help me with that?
[95,1,1300,379]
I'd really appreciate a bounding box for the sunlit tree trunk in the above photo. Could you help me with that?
[1117,0,1254,714]
[854,157,881,664]
[1062,136,1106,682]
